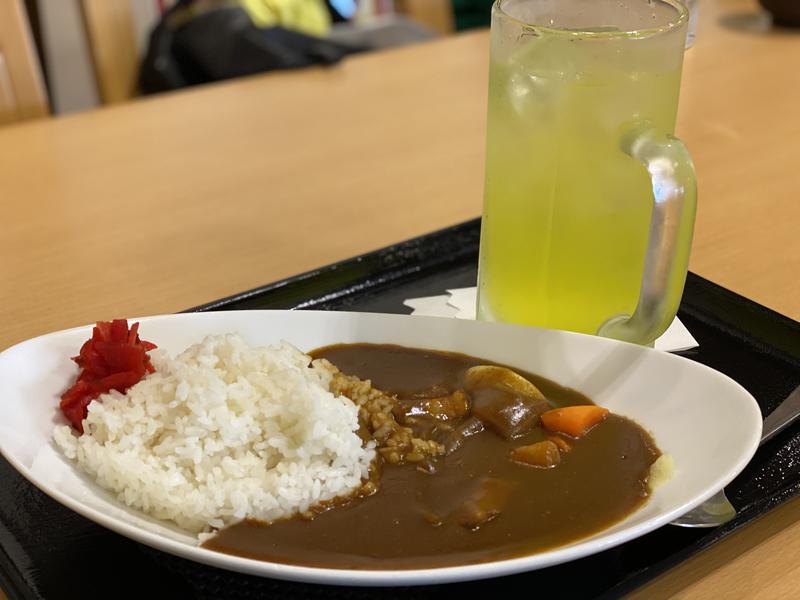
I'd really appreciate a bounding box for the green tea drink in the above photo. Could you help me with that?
[477,0,694,344]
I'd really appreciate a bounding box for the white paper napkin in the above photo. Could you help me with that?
[403,287,698,352]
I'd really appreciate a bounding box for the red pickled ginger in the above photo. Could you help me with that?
[60,319,156,433]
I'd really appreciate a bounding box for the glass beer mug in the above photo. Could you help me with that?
[477,0,697,346]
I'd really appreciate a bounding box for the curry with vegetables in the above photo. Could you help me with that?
[204,344,661,569]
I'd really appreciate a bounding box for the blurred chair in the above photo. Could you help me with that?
[78,0,456,106]
[80,0,140,104]
[395,0,454,35]
[0,0,48,125]
[327,0,453,54]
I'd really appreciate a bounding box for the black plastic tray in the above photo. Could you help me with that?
[2,218,799,599]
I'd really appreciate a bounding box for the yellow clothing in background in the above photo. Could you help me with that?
[240,0,331,37]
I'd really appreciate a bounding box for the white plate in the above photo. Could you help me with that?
[0,311,761,586]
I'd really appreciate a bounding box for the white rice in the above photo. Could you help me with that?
[53,333,375,536]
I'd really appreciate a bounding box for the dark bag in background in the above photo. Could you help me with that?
[139,5,364,95]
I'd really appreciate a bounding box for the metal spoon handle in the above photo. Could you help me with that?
[761,383,800,445]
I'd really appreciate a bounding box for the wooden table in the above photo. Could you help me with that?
[1,0,798,597]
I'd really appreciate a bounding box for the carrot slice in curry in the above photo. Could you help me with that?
[547,435,572,454]
[510,440,561,469]
[540,405,609,438]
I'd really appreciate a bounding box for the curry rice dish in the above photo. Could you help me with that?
[54,326,667,570]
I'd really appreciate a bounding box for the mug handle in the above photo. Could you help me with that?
[598,123,698,345]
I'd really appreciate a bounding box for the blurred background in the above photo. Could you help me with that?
[5,0,498,119]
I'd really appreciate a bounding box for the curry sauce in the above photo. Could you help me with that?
[203,344,659,568]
